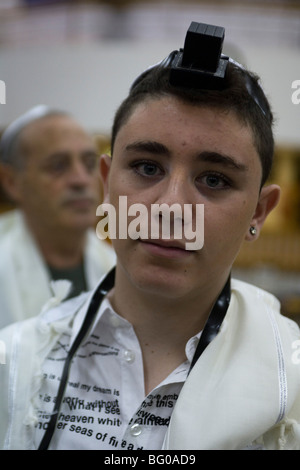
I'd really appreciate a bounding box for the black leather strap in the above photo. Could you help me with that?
[189,276,231,372]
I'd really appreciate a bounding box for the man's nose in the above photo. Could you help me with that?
[68,160,93,187]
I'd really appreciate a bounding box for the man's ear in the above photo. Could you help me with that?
[0,163,22,203]
[245,184,281,241]
[99,153,112,204]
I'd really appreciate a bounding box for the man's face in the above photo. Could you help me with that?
[14,115,101,232]
[101,96,274,300]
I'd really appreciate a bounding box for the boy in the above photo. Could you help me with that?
[1,22,300,450]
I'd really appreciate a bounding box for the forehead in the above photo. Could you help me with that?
[19,115,93,155]
[114,96,258,161]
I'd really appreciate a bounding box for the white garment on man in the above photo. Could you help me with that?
[1,270,300,450]
[0,209,115,328]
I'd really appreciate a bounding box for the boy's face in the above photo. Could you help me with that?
[101,96,279,301]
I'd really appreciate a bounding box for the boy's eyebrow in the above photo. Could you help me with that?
[198,151,249,172]
[125,140,170,156]
[125,140,248,172]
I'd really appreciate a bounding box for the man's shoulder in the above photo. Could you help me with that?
[0,288,90,339]
[0,209,18,236]
[40,289,90,325]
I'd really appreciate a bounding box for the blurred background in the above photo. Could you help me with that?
[0,0,300,321]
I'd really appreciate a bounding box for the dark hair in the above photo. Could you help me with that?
[111,60,274,187]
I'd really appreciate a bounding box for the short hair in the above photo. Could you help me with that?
[111,60,274,187]
[0,105,69,169]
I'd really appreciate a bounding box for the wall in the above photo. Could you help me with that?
[0,39,299,146]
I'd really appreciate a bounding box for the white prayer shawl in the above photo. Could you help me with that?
[163,281,300,450]
[1,278,300,450]
[0,210,115,328]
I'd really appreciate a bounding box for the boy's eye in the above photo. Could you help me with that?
[132,161,162,177]
[198,172,231,190]
[142,163,159,175]
[205,174,225,188]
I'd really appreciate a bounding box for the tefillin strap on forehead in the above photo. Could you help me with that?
[131,21,268,117]
[169,22,229,90]
[164,21,268,118]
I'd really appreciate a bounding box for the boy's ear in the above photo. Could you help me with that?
[99,153,112,204]
[245,184,281,241]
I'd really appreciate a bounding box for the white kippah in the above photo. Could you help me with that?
[0,105,66,163]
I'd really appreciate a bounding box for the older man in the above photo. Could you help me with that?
[0,106,115,328]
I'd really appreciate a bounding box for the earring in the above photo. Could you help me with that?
[249,226,257,236]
